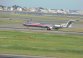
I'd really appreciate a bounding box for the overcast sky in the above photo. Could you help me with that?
[0,0,83,10]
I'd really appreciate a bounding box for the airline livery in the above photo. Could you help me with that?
[23,19,76,30]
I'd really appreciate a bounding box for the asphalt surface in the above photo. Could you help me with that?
[0,18,83,35]
[0,26,83,35]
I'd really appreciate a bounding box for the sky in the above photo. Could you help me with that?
[0,0,83,10]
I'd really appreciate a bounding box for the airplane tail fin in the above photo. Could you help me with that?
[61,20,75,28]
[65,20,75,28]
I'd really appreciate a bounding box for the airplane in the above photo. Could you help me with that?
[23,19,76,30]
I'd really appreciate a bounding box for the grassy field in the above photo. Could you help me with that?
[0,31,83,58]
[0,14,70,24]
[0,13,83,25]
[0,19,24,24]
[0,13,82,20]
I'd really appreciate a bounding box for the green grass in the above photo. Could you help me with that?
[0,19,24,24]
[0,13,82,20]
[0,31,83,58]
[0,13,83,25]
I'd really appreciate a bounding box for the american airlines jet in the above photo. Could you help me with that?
[23,19,76,30]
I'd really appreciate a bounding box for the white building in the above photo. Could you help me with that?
[40,9,49,13]
[57,9,67,14]
[10,7,14,11]
[17,7,22,11]
[77,10,83,15]
[28,8,37,12]
[0,7,3,11]
[5,7,13,11]
[48,9,57,13]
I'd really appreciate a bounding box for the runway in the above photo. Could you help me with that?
[0,27,83,35]
[0,18,83,35]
